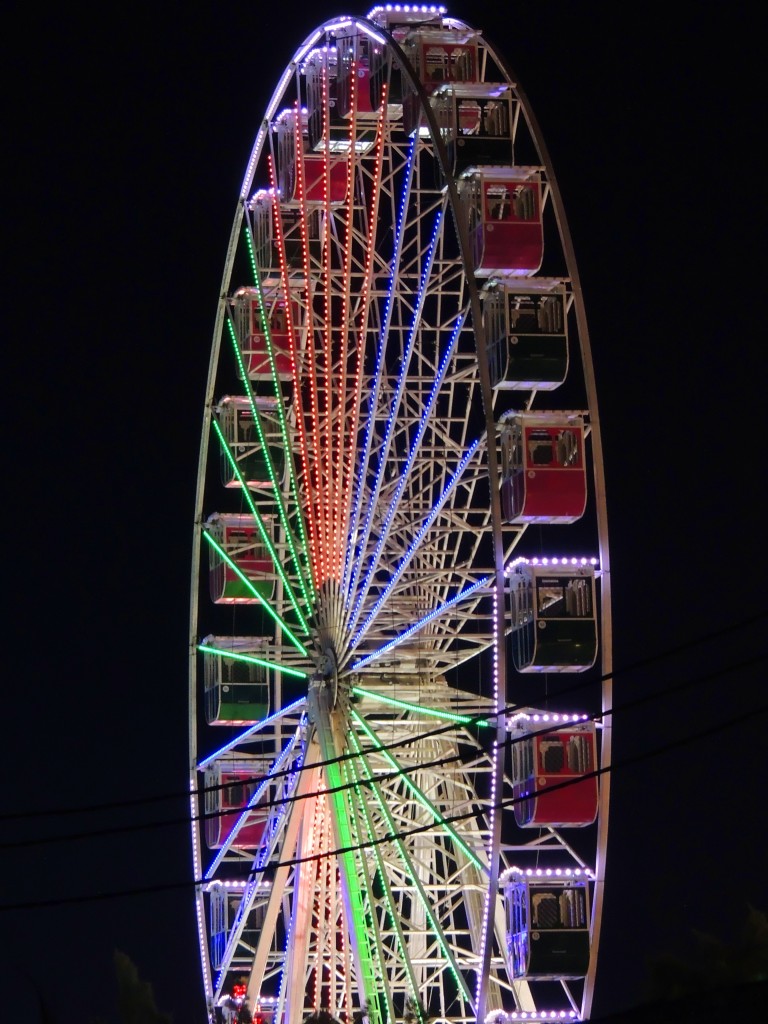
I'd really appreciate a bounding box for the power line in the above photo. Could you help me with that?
[2,696,765,913]
[2,607,765,827]
[1,643,765,853]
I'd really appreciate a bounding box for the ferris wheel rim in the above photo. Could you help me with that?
[189,10,611,1024]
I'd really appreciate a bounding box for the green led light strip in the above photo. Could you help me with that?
[202,530,308,657]
[243,225,314,593]
[225,318,313,608]
[347,731,420,1022]
[348,717,473,1005]
[323,743,379,1015]
[197,644,308,680]
[352,686,490,727]
[212,416,309,634]
[352,711,486,874]
[335,747,386,1024]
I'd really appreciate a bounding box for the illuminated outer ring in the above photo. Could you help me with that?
[189,8,611,1024]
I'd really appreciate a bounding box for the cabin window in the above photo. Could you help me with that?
[535,577,593,618]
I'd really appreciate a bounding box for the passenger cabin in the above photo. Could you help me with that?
[507,560,598,673]
[201,634,271,726]
[459,168,544,276]
[433,83,515,174]
[232,284,296,381]
[500,412,587,524]
[274,108,347,204]
[508,711,598,827]
[483,279,569,390]
[501,867,591,979]
[336,31,376,117]
[303,47,341,150]
[247,189,316,273]
[216,395,285,490]
[368,5,445,111]
[401,27,480,136]
[205,513,274,606]
[204,760,270,849]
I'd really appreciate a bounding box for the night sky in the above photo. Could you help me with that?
[3,4,765,1023]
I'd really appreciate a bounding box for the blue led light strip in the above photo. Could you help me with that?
[198,698,308,770]
[351,575,490,671]
[211,416,309,635]
[348,438,481,654]
[202,530,308,657]
[211,728,305,992]
[346,309,466,639]
[346,203,445,622]
[342,135,418,600]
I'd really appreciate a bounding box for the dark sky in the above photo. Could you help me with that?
[3,3,765,1023]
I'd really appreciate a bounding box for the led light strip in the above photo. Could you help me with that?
[347,715,473,1005]
[351,574,489,671]
[202,530,308,656]
[351,685,490,726]
[198,698,307,770]
[242,220,314,598]
[346,202,445,617]
[197,643,308,680]
[347,307,465,636]
[342,134,417,601]
[346,731,417,1021]
[224,318,312,608]
[352,710,486,872]
[267,154,321,590]
[339,83,388,592]
[211,416,309,633]
[347,437,481,654]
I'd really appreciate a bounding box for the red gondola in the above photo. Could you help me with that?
[206,513,274,604]
[232,284,296,380]
[274,109,347,204]
[204,761,269,849]
[508,710,598,827]
[500,412,587,523]
[459,168,544,276]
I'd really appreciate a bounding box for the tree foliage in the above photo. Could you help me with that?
[645,904,768,1001]
[113,950,173,1024]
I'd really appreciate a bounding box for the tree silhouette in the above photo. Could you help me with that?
[113,950,173,1024]
[645,904,768,1001]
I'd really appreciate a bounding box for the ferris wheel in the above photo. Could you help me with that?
[188,7,612,1024]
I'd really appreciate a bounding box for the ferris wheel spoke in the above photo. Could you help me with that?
[346,728,475,1009]
[345,304,464,629]
[342,135,418,602]
[240,227,316,598]
[352,711,487,873]
[345,203,445,625]
[348,575,490,673]
[221,318,314,612]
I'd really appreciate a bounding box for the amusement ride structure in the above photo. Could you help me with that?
[188,7,611,1023]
